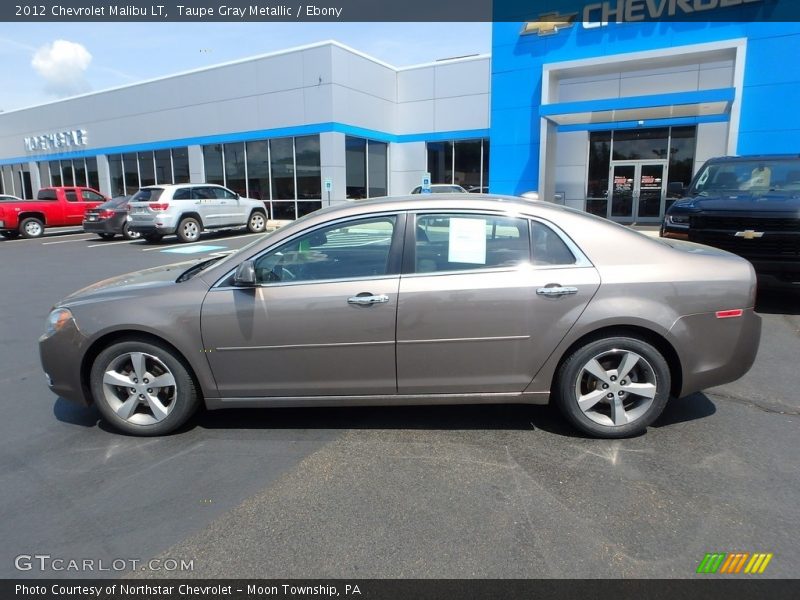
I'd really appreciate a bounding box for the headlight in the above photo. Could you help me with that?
[43,308,74,339]
[667,215,689,226]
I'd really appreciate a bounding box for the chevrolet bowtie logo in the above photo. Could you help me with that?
[735,230,765,240]
[521,12,578,36]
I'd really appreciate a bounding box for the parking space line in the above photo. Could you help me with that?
[86,239,142,248]
[140,233,263,252]
[42,237,96,245]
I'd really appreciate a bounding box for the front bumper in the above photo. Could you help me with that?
[39,317,91,406]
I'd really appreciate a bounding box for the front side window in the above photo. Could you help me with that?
[65,190,78,202]
[254,216,397,284]
[414,214,530,273]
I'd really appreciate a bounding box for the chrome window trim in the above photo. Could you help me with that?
[211,210,402,289]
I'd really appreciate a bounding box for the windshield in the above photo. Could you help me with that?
[691,160,800,196]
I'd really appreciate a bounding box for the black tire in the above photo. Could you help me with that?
[89,339,200,436]
[143,233,163,243]
[176,217,201,243]
[122,222,141,240]
[554,336,671,438]
[0,230,20,239]
[247,210,267,233]
[97,233,116,240]
[19,217,45,239]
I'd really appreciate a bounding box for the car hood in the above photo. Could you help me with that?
[672,193,800,213]
[59,261,198,305]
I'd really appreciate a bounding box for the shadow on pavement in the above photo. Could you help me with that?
[653,393,716,428]
[53,396,100,428]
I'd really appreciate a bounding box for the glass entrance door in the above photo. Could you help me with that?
[607,161,667,223]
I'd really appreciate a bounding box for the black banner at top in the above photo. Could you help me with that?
[1,0,798,22]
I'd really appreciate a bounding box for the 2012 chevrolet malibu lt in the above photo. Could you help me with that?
[39,195,761,438]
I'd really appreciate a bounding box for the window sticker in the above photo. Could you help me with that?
[448,218,486,264]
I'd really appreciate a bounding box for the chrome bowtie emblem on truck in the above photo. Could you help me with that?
[734,230,765,240]
[521,12,578,36]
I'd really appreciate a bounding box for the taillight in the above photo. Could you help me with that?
[716,309,744,319]
[98,209,115,219]
[149,203,169,211]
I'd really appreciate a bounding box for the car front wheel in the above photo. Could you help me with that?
[89,339,200,436]
[555,336,670,438]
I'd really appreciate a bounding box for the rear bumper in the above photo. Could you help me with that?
[82,219,119,234]
[670,308,761,397]
[129,223,176,235]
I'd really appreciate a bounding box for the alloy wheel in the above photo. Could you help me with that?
[182,220,199,241]
[101,352,177,425]
[574,349,658,427]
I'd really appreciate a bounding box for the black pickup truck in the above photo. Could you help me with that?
[661,155,800,285]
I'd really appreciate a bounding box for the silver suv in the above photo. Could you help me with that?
[128,184,268,243]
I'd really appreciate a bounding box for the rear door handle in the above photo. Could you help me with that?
[536,285,578,297]
[347,294,389,306]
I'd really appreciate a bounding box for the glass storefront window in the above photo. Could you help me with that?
[270,138,295,201]
[49,161,62,187]
[137,152,155,187]
[612,128,670,161]
[203,144,224,186]
[74,159,87,187]
[295,135,321,200]
[427,141,453,185]
[454,139,482,190]
[367,141,388,198]
[667,126,697,209]
[223,142,246,196]
[108,155,124,196]
[86,157,99,190]
[122,153,139,194]
[154,150,172,185]
[345,137,367,199]
[38,162,50,190]
[271,201,296,220]
[172,147,190,183]
[61,161,75,186]
[246,140,270,201]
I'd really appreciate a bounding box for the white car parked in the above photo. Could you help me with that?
[128,184,268,243]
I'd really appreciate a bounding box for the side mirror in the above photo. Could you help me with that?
[233,260,256,286]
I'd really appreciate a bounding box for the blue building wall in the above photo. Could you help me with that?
[490,19,800,195]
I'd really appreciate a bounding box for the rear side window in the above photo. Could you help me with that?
[131,188,164,202]
[172,188,191,200]
[414,214,530,273]
[531,221,576,266]
[36,189,57,201]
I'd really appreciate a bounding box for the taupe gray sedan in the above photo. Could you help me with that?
[39,195,761,438]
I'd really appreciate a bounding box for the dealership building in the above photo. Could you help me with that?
[1,3,799,224]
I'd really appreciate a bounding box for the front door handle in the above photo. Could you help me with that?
[347,294,389,306]
[536,285,578,298]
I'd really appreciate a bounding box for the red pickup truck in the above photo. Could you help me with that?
[0,186,108,238]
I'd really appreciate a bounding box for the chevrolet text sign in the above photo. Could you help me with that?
[24,129,88,152]
[583,0,763,28]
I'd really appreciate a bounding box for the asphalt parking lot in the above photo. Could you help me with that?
[0,227,798,579]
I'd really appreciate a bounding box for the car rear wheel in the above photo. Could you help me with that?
[89,339,200,436]
[176,217,201,243]
[555,336,670,438]
[122,223,141,240]
[97,233,116,240]
[19,217,44,239]
[247,211,267,233]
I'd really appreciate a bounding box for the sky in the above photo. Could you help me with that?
[0,22,491,112]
